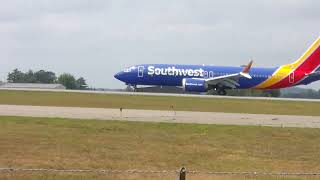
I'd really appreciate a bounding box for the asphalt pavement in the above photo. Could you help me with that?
[0,104,319,128]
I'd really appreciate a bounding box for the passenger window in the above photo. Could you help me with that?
[209,71,214,78]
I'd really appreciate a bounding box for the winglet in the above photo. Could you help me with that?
[242,60,253,73]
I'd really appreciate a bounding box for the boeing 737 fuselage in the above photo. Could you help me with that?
[114,37,320,95]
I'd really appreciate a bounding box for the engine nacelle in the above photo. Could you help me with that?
[182,78,208,92]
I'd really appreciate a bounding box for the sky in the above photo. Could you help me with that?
[0,0,319,89]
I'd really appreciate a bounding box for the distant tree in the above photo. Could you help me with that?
[223,88,281,97]
[58,73,77,89]
[34,70,56,83]
[24,70,37,83]
[281,87,320,99]
[7,69,57,84]
[7,69,89,89]
[263,89,281,97]
[7,69,26,83]
[76,77,87,90]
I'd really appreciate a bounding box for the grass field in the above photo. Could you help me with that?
[0,90,320,116]
[2,173,316,180]
[1,116,320,180]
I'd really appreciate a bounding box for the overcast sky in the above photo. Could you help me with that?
[1,0,319,89]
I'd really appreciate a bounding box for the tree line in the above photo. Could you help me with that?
[7,69,87,90]
[281,88,320,99]
[224,89,281,97]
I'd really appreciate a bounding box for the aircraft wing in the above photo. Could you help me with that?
[205,61,253,89]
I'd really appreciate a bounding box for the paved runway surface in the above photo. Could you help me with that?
[1,88,320,102]
[0,105,319,128]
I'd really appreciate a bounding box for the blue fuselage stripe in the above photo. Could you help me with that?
[118,64,278,89]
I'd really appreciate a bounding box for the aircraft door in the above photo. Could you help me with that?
[138,66,144,77]
[289,72,294,84]
[204,71,208,78]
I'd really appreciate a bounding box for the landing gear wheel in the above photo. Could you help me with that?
[126,84,138,92]
[217,89,227,95]
[133,85,137,92]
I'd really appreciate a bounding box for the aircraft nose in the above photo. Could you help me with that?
[114,72,121,80]
[114,71,127,82]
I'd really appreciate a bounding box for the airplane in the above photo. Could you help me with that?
[114,37,320,95]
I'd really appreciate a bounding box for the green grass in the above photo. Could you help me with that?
[0,90,319,116]
[1,116,320,174]
[0,173,314,180]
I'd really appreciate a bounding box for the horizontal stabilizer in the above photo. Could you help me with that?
[242,60,253,74]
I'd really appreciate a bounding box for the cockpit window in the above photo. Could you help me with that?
[123,68,131,73]
[123,66,136,72]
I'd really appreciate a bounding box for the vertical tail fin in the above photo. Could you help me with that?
[255,36,320,89]
[290,36,320,73]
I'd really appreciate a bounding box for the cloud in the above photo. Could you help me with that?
[0,0,319,88]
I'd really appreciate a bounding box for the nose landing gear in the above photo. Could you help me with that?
[126,84,138,92]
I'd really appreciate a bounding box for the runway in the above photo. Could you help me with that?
[1,88,320,102]
[0,105,319,128]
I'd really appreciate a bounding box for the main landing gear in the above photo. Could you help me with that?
[217,88,227,95]
[207,87,227,95]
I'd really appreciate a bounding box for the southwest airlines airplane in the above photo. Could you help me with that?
[114,37,320,95]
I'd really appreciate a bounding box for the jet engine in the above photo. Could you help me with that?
[182,78,208,92]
